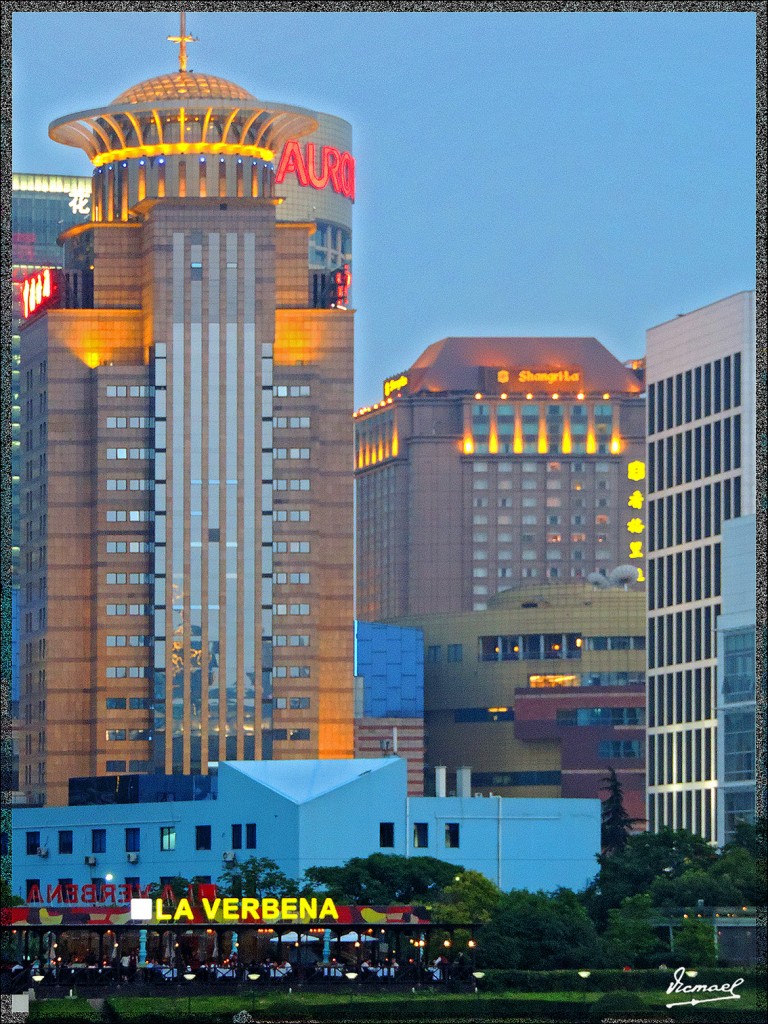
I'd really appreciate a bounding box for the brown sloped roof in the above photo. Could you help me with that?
[406,337,643,395]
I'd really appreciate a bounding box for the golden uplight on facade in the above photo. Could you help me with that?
[552,393,559,400]
[610,437,621,454]
[500,392,508,400]
[488,707,508,714]
[463,437,474,455]
[526,392,533,400]
[577,392,585,400]
[474,392,483,400]
[603,393,610,400]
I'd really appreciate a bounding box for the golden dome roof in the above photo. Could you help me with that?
[113,71,255,105]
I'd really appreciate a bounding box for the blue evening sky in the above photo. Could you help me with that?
[12,10,756,408]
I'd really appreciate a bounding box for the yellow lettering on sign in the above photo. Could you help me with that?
[384,374,408,397]
[174,898,194,922]
[636,568,646,583]
[281,898,298,921]
[261,898,280,921]
[299,897,318,922]
[222,898,239,922]
[320,897,340,921]
[627,490,644,510]
[626,518,645,534]
[202,898,221,919]
[517,370,580,385]
[627,460,646,481]
[241,898,259,921]
[155,899,172,922]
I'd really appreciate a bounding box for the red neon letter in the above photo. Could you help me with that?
[306,143,330,190]
[338,152,355,201]
[27,885,43,904]
[275,140,309,187]
[325,147,343,194]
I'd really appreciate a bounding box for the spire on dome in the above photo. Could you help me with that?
[167,11,198,73]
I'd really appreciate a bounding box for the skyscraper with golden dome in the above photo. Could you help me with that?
[18,19,356,805]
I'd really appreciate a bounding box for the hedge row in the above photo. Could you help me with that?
[479,966,761,992]
[29,998,101,1022]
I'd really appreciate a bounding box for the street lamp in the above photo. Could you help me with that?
[183,968,196,1017]
[578,970,591,1007]
[247,972,260,1015]
[472,970,485,998]
[346,970,358,1005]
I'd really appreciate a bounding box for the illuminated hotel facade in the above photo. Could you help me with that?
[645,292,756,844]
[355,337,646,619]
[17,45,356,805]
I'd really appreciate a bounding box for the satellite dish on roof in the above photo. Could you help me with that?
[609,565,637,587]
[587,572,610,588]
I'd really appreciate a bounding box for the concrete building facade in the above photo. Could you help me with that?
[645,292,756,842]
[394,582,647,822]
[17,50,356,805]
[11,758,601,899]
[354,336,645,620]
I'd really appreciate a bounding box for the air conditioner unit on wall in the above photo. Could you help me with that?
[127,852,139,864]
[222,851,236,863]
[36,847,48,858]
[84,855,97,866]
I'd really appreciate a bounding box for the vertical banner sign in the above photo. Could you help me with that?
[626,460,646,582]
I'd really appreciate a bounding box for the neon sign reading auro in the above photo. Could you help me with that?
[275,141,355,201]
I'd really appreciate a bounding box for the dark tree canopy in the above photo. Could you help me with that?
[217,857,295,899]
[303,853,463,905]
[600,767,646,854]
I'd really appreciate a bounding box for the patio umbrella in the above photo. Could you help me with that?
[269,932,320,944]
[339,932,377,943]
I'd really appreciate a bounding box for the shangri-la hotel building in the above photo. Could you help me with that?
[18,22,357,806]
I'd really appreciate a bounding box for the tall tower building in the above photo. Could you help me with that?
[355,337,645,619]
[645,292,756,843]
[17,26,356,806]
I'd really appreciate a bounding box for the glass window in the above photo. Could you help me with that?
[231,824,242,850]
[58,830,73,855]
[246,823,257,849]
[445,823,460,848]
[413,823,429,848]
[26,832,41,856]
[195,825,212,850]
[380,822,395,848]
[92,829,106,854]
[160,826,176,852]
[447,644,463,663]
[125,828,140,853]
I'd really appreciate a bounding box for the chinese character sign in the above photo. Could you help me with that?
[626,463,646,582]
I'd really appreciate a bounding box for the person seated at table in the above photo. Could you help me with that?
[360,958,374,975]
[278,959,292,975]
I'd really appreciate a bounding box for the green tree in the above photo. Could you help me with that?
[217,857,295,899]
[146,876,194,904]
[672,917,717,968]
[304,853,462,905]
[432,870,502,925]
[601,894,664,967]
[600,768,646,854]
[479,888,602,970]
[582,827,717,928]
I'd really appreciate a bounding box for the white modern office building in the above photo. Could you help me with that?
[645,291,756,842]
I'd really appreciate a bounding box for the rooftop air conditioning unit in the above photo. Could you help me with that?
[127,852,139,864]
[380,739,392,751]
[37,847,48,858]
[222,851,236,863]
[84,855,97,866]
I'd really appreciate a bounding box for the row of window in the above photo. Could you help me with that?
[274,385,311,397]
[273,479,310,491]
[106,573,153,585]
[105,385,154,398]
[106,418,154,429]
[556,706,645,727]
[106,604,150,616]
[274,572,310,585]
[106,510,154,522]
[649,543,721,611]
[271,728,310,741]
[274,603,310,616]
[106,449,155,460]
[106,729,152,741]
[648,480,740,557]
[274,417,310,429]
[273,541,310,553]
[274,448,310,460]
[106,666,150,678]
[272,666,311,678]
[273,635,310,647]
[106,479,155,491]
[647,354,740,436]
[273,510,310,522]
[106,635,151,647]
[648,604,719,670]
[106,541,154,553]
[273,696,311,709]
[648,668,715,728]
[647,418,741,493]
[473,460,614,474]
[26,822,257,857]
[106,697,151,710]
[648,728,715,786]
